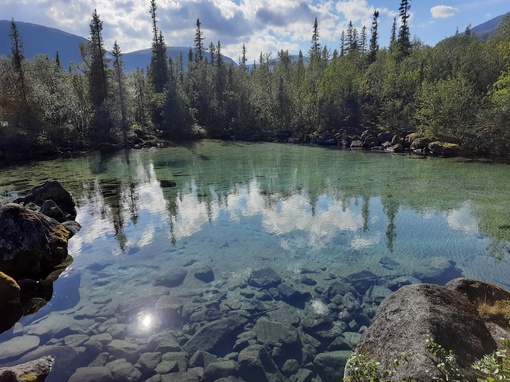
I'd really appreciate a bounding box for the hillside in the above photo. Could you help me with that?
[0,20,88,67]
[472,12,510,40]
[0,20,236,71]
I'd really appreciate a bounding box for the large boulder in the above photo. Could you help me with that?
[0,204,75,278]
[351,283,498,382]
[0,271,20,306]
[14,180,77,221]
[0,356,54,382]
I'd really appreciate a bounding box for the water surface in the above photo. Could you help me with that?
[1,140,510,381]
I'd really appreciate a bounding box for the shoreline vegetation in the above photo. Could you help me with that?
[1,1,510,162]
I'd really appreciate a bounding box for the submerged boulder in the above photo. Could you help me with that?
[350,283,497,382]
[0,203,75,278]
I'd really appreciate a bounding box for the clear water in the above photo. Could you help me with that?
[1,140,510,381]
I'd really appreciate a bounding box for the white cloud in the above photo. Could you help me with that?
[430,5,459,19]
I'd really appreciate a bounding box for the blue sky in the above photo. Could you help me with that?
[2,0,509,61]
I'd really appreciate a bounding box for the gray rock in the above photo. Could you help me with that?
[248,268,281,289]
[363,285,392,304]
[0,335,40,359]
[202,360,238,382]
[194,266,214,283]
[184,314,248,357]
[107,359,142,382]
[188,350,217,369]
[0,356,54,382]
[291,368,315,382]
[352,283,498,382]
[155,296,183,329]
[412,257,462,284]
[69,366,114,382]
[386,275,421,291]
[281,359,300,376]
[155,360,178,374]
[253,318,299,348]
[160,371,200,382]
[314,351,351,382]
[345,270,379,295]
[137,352,162,371]
[237,344,282,382]
[154,269,188,288]
[161,351,188,372]
[107,339,143,363]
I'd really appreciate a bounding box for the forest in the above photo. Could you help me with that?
[1,0,510,158]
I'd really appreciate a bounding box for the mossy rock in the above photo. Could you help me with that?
[0,271,20,306]
[410,137,432,150]
[405,132,424,143]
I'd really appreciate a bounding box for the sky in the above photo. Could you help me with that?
[2,0,509,62]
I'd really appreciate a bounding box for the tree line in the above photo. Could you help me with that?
[1,0,510,157]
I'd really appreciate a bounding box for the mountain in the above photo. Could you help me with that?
[0,20,236,71]
[123,47,237,72]
[0,20,88,67]
[472,12,510,40]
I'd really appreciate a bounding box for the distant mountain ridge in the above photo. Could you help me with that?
[472,12,510,40]
[0,20,236,71]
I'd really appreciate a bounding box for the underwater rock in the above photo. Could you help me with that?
[68,366,114,382]
[385,275,421,291]
[184,314,248,357]
[201,360,238,382]
[155,296,183,329]
[194,266,214,283]
[0,356,54,382]
[252,318,300,348]
[137,351,162,372]
[237,344,282,382]
[106,358,142,382]
[352,283,497,382]
[0,335,40,359]
[155,269,188,288]
[188,350,217,369]
[248,268,281,289]
[313,351,351,382]
[107,339,143,364]
[0,203,74,279]
[14,179,77,220]
[345,270,379,295]
[412,256,462,285]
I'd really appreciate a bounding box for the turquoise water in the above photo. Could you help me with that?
[1,141,510,381]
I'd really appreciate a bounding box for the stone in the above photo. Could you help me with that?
[0,271,20,306]
[188,350,217,369]
[137,352,162,371]
[155,360,178,374]
[69,366,114,382]
[237,344,282,382]
[301,299,333,330]
[39,199,67,222]
[352,283,498,382]
[155,296,183,329]
[345,270,379,295]
[0,203,74,278]
[252,318,299,348]
[16,345,82,375]
[428,141,465,157]
[248,268,281,289]
[281,359,300,376]
[386,275,421,291]
[15,180,77,220]
[194,266,214,283]
[64,334,89,347]
[107,339,143,363]
[154,269,188,288]
[201,360,238,382]
[363,285,392,305]
[412,256,462,285]
[0,356,54,382]
[291,368,315,382]
[107,359,142,382]
[313,351,351,382]
[0,335,40,359]
[161,351,188,372]
[183,314,248,357]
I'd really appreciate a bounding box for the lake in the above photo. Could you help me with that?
[1,140,510,381]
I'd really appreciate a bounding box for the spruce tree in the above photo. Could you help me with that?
[194,19,205,62]
[368,11,380,63]
[88,9,109,108]
[309,17,321,60]
[397,0,412,56]
[112,41,127,143]
[10,19,28,105]
[149,0,168,92]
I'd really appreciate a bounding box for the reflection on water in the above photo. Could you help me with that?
[1,140,510,380]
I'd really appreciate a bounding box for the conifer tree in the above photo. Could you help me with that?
[88,9,109,108]
[390,17,397,50]
[112,41,127,143]
[149,0,168,92]
[368,11,380,63]
[397,0,412,56]
[10,19,28,105]
[309,17,321,60]
[194,19,205,62]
